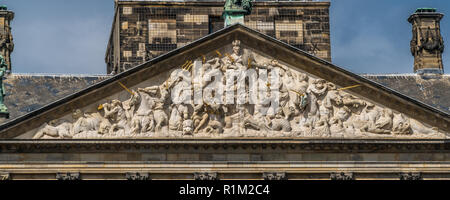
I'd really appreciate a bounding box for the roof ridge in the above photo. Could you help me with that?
[361,73,418,76]
[9,73,112,77]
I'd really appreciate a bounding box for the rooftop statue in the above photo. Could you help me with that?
[0,54,7,114]
[223,0,253,27]
[224,0,253,15]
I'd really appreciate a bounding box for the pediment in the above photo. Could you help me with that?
[1,24,449,139]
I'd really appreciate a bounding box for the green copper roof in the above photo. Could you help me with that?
[415,8,437,13]
[0,5,7,10]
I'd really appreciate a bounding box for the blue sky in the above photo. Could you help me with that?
[3,0,450,74]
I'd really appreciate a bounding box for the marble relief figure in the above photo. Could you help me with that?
[33,40,446,139]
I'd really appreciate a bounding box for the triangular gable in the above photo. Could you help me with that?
[0,24,448,139]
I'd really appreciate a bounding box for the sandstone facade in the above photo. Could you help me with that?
[0,25,448,180]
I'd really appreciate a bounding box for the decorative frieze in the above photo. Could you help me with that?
[263,172,287,180]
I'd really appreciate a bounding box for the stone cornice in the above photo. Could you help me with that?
[0,139,447,153]
[408,12,444,23]
[0,10,14,20]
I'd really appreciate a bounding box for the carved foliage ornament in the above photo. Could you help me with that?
[56,172,80,181]
[263,172,287,180]
[32,40,446,139]
[330,172,354,181]
[0,172,10,181]
[400,172,423,181]
[194,172,218,181]
[126,172,150,181]
[411,25,444,56]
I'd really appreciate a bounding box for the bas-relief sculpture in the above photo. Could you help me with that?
[32,40,447,139]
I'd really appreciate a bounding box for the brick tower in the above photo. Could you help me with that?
[408,8,444,74]
[106,0,331,74]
